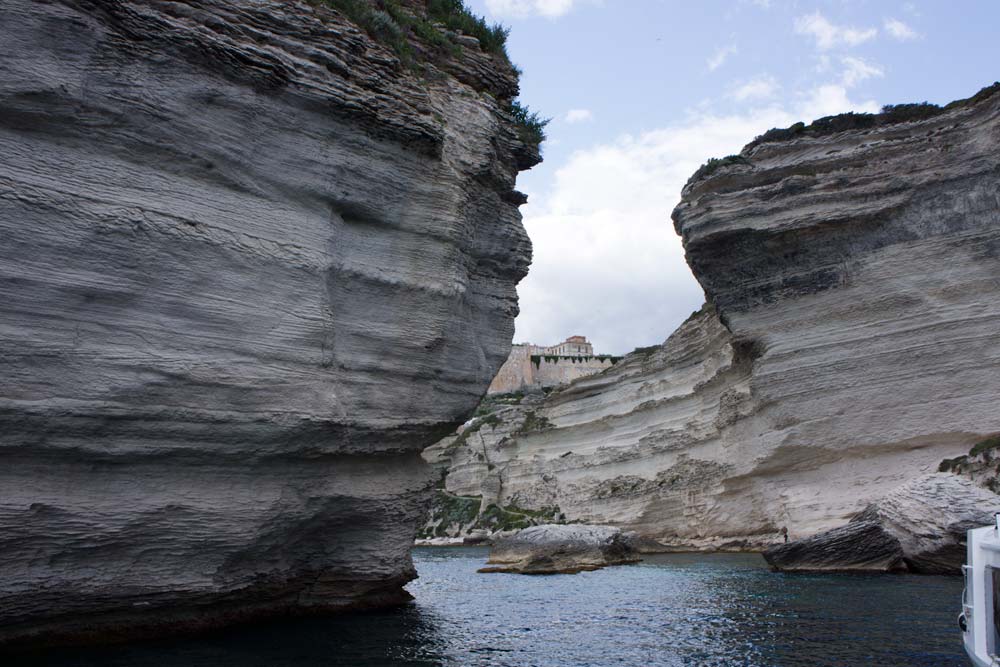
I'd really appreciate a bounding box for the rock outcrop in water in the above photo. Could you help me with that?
[763,474,1000,573]
[479,524,640,574]
[424,83,1000,556]
[0,0,536,648]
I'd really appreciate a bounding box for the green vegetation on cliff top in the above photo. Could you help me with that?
[747,82,1000,151]
[317,0,548,147]
[689,81,1000,185]
[689,154,750,182]
[321,0,508,58]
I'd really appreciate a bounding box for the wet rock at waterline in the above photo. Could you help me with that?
[762,521,909,573]
[479,525,641,574]
[764,474,1000,574]
[0,0,535,648]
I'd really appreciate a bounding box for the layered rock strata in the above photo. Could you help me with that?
[426,84,1000,553]
[417,392,570,543]
[764,474,1000,573]
[0,0,535,648]
[479,524,640,574]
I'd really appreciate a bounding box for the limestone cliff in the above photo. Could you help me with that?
[0,0,535,648]
[427,84,1000,552]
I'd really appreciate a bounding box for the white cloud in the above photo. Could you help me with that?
[514,83,879,354]
[794,11,877,50]
[565,109,594,123]
[485,0,578,19]
[884,18,919,41]
[730,75,780,101]
[707,45,738,72]
[840,56,883,87]
[801,84,879,117]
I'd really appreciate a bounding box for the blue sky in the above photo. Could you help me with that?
[462,0,1000,354]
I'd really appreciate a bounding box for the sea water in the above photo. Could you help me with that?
[25,547,966,666]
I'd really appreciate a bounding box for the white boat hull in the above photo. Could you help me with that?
[963,525,1000,666]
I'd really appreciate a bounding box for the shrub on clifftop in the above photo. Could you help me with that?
[427,0,509,53]
[746,81,1000,151]
[318,1,548,151]
[510,100,550,146]
[320,0,509,60]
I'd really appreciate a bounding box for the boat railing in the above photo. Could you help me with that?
[964,564,974,624]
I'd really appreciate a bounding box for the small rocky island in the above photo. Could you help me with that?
[479,525,641,574]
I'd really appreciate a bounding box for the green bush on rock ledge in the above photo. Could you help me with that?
[427,0,509,53]
[970,435,1000,457]
[419,492,567,539]
[446,412,501,453]
[936,434,1000,482]
[510,100,550,147]
[518,410,553,434]
[316,1,548,152]
[478,503,564,533]
[419,491,482,538]
[317,0,509,64]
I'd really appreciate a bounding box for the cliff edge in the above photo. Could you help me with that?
[0,0,535,648]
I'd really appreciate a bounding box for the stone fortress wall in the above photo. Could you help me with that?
[487,335,620,394]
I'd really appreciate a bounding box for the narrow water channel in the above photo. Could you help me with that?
[26,547,965,666]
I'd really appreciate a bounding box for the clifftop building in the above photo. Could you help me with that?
[546,335,593,357]
[487,336,619,395]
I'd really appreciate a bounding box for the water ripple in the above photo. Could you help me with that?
[25,547,965,666]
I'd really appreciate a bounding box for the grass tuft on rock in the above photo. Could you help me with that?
[970,435,1000,457]
[447,413,499,452]
[478,503,563,532]
[689,155,750,183]
[518,410,553,434]
[419,491,482,538]
[473,391,523,418]
[938,455,969,473]
[629,344,661,358]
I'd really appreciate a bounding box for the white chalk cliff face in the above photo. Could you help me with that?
[0,0,534,647]
[432,85,1000,551]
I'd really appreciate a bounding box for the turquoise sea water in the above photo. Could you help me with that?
[23,547,966,666]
